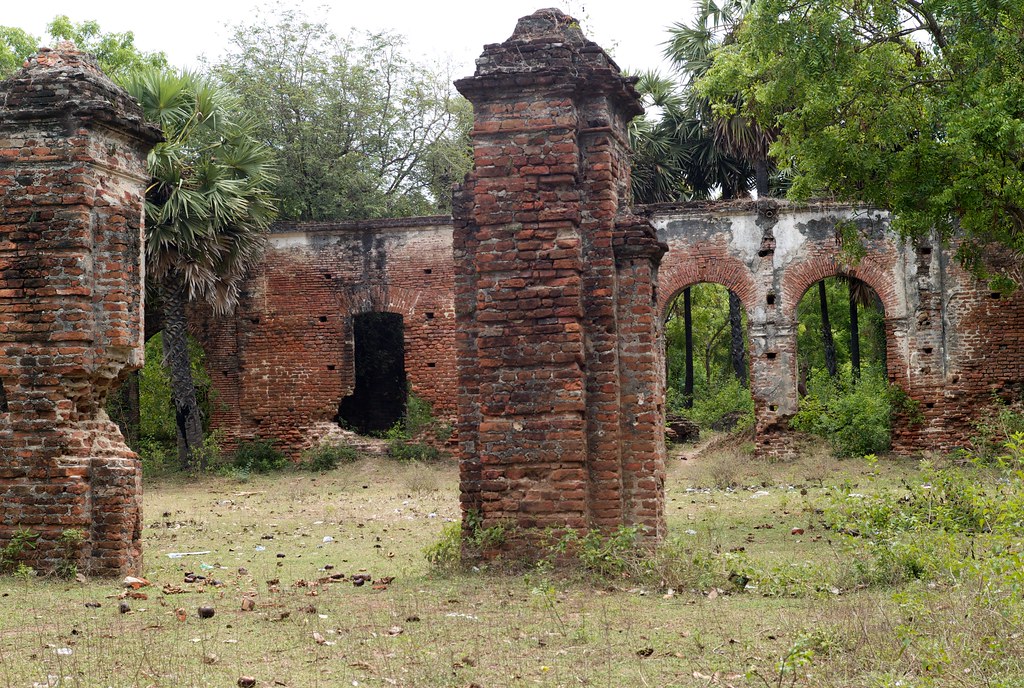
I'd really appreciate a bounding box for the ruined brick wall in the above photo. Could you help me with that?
[200,200,1024,464]
[452,9,667,546]
[194,217,457,456]
[0,47,160,575]
[650,201,1024,455]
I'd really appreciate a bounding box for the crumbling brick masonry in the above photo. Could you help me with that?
[0,47,160,575]
[452,9,669,545]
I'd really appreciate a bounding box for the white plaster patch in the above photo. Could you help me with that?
[269,232,310,249]
[771,215,807,268]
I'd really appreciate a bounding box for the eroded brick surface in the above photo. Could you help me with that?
[0,46,160,575]
[192,217,458,456]
[452,9,668,548]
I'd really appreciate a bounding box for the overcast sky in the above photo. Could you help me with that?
[4,1,693,78]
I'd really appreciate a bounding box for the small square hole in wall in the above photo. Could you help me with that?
[991,292,1002,299]
[922,347,932,355]
[319,316,328,322]
[425,312,435,320]
[323,273,332,280]
[766,293,776,305]
[766,352,777,360]
[424,268,433,275]
[0,379,8,413]
[250,317,260,325]
[427,362,436,368]
[919,247,932,255]
[327,365,336,371]
[769,404,778,412]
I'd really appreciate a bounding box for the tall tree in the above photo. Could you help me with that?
[819,282,838,378]
[661,0,775,197]
[683,287,695,408]
[700,0,1024,274]
[213,9,469,220]
[121,68,277,470]
[46,16,167,77]
[728,290,747,386]
[0,27,37,78]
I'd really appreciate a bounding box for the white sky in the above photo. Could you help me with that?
[3,1,693,79]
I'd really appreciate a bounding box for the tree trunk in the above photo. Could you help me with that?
[754,157,770,197]
[819,281,838,378]
[162,273,205,471]
[729,290,747,387]
[849,288,861,381]
[683,287,694,409]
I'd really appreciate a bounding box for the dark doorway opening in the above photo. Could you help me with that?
[337,312,406,434]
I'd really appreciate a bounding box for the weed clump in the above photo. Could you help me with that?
[424,512,510,571]
[299,442,358,471]
[387,393,451,462]
[232,438,287,473]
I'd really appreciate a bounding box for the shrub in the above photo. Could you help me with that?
[668,376,754,431]
[971,402,1024,463]
[423,513,510,571]
[300,442,358,471]
[232,438,288,473]
[387,393,447,462]
[0,528,37,574]
[791,365,914,457]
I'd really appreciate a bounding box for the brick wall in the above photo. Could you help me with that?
[193,217,457,456]
[650,201,1024,455]
[452,9,667,548]
[0,46,160,575]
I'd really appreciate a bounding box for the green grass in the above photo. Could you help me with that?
[1,447,1022,687]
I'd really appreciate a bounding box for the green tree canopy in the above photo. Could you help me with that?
[212,9,470,220]
[700,0,1024,267]
[0,16,168,80]
[0,26,37,77]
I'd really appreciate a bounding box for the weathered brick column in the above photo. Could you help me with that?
[0,47,160,575]
[453,9,668,553]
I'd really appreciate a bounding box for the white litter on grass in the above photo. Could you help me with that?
[322,536,334,543]
[428,513,438,518]
[167,551,212,558]
[54,648,73,656]
[684,529,698,536]
[254,545,266,552]
[445,612,479,621]
[751,491,770,499]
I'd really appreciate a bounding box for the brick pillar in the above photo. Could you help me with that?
[0,46,160,575]
[453,9,667,552]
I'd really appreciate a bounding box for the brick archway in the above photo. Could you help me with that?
[658,255,760,320]
[781,254,904,322]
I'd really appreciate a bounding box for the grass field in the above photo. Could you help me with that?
[1,438,1022,687]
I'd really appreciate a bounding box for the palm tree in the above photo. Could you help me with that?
[120,69,278,470]
[662,0,774,197]
[728,290,747,386]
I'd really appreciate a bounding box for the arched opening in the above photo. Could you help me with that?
[794,275,891,455]
[664,283,753,438]
[337,311,407,434]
